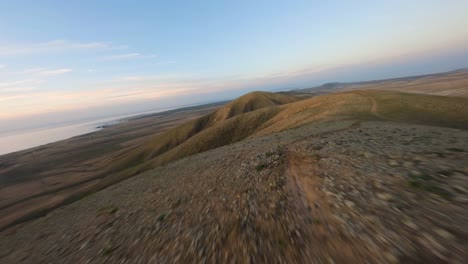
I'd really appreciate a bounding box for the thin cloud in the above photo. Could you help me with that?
[22,68,72,76]
[0,79,41,96]
[0,64,6,69]
[101,53,156,61]
[0,79,42,88]
[0,86,37,93]
[37,68,73,76]
[118,73,190,82]
[0,40,121,57]
[154,60,176,65]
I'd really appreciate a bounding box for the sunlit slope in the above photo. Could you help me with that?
[254,89,468,136]
[106,91,297,173]
[108,90,468,177]
[302,68,468,97]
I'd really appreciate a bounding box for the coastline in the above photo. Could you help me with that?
[0,101,228,156]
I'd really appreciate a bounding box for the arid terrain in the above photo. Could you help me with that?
[0,70,468,263]
[0,102,225,231]
[300,68,468,97]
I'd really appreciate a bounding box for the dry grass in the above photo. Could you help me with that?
[105,91,297,173]
[303,69,468,97]
[111,90,468,178]
[2,88,468,232]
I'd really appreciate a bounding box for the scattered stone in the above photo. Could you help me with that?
[451,185,467,194]
[454,196,468,203]
[344,200,355,208]
[434,228,455,240]
[464,166,468,175]
[403,161,413,168]
[412,156,426,162]
[385,252,399,264]
[419,233,447,255]
[437,164,450,171]
[376,193,392,201]
[403,219,418,230]
[363,215,379,224]
[2,120,468,263]
[373,180,383,189]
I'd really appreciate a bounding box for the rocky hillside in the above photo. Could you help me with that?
[111,90,468,178]
[1,118,467,263]
[1,89,468,245]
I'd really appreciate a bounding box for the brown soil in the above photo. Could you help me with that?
[1,120,467,263]
[0,103,224,231]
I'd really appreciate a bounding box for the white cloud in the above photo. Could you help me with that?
[43,40,108,49]
[0,86,37,93]
[0,40,121,57]
[0,79,42,96]
[22,68,72,76]
[37,68,73,76]
[0,64,6,69]
[121,75,146,81]
[22,68,45,74]
[118,73,189,82]
[0,79,42,88]
[101,53,156,61]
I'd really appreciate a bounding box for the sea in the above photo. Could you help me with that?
[0,108,178,156]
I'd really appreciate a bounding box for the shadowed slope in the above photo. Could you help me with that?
[106,91,297,173]
[113,90,468,176]
[300,68,468,97]
[2,89,468,232]
[254,89,468,136]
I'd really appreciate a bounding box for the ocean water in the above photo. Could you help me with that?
[0,118,112,156]
[0,107,179,156]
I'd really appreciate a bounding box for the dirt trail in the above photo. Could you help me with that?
[354,91,386,120]
[369,96,387,120]
[1,121,468,263]
[285,149,372,262]
[287,151,320,208]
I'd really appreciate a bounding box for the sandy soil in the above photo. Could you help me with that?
[300,68,468,97]
[0,120,467,263]
[0,102,225,232]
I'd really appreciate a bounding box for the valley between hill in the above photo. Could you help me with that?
[0,71,468,262]
[1,119,467,263]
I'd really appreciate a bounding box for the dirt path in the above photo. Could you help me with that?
[369,96,387,119]
[355,91,386,120]
[285,149,372,262]
[1,121,467,263]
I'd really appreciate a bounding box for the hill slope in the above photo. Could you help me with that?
[1,89,468,233]
[2,117,467,262]
[105,91,298,173]
[113,90,468,176]
[300,68,468,97]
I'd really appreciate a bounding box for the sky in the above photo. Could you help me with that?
[1,0,468,132]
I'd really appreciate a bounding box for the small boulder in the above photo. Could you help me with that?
[376,193,393,201]
[344,200,355,208]
[451,185,467,194]
[434,228,455,240]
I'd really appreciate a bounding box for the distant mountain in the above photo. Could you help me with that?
[3,89,468,262]
[2,70,468,235]
[297,68,468,97]
[108,89,468,180]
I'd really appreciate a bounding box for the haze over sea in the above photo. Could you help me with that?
[1,2,467,155]
[0,106,182,155]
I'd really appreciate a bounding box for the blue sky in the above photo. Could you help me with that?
[1,0,468,128]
